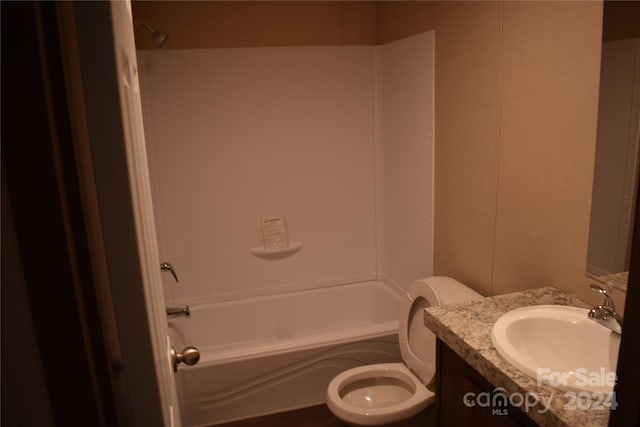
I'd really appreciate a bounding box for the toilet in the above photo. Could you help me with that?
[326,276,482,426]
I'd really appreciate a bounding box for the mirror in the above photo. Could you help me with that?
[586,3,640,291]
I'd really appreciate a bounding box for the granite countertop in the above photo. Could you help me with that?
[424,287,612,427]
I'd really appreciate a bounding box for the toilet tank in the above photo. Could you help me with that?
[421,276,483,306]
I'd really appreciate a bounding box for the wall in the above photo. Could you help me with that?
[134,1,621,309]
[493,2,602,304]
[140,47,378,302]
[132,1,376,49]
[378,32,435,290]
[378,1,502,297]
[139,33,435,302]
[377,1,618,308]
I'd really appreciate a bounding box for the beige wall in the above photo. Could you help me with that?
[133,1,625,309]
[378,1,622,309]
[494,2,603,303]
[131,1,377,48]
[378,1,502,297]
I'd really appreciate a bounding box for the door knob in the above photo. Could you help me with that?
[170,345,200,372]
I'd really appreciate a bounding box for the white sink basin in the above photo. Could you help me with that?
[491,305,620,393]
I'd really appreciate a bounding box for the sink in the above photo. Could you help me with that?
[491,305,620,393]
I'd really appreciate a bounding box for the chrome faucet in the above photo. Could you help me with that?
[160,262,179,283]
[166,306,190,318]
[587,284,622,335]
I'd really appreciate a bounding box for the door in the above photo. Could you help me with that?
[70,1,181,425]
[111,0,180,426]
[108,1,181,425]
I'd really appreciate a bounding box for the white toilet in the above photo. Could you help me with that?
[326,276,482,426]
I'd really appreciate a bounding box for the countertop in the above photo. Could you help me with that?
[424,286,612,427]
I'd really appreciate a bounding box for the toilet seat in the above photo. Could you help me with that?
[325,280,439,426]
[398,279,439,384]
[326,277,482,426]
[326,363,435,426]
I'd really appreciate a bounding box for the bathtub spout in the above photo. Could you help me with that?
[167,306,190,318]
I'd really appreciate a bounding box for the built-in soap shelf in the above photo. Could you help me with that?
[250,242,302,259]
[251,216,301,259]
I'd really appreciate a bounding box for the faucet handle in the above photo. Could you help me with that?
[160,262,179,283]
[590,284,615,311]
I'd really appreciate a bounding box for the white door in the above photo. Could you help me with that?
[108,1,181,425]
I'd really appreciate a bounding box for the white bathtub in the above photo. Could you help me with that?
[170,280,403,426]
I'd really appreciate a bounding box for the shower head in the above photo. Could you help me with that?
[134,20,169,48]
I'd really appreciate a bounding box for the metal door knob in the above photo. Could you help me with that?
[170,345,200,372]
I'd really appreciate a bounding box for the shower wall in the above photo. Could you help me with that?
[139,36,433,303]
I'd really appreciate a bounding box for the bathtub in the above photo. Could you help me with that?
[170,280,403,426]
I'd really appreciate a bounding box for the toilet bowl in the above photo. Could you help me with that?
[326,277,482,426]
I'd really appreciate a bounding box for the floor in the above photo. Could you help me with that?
[213,405,348,427]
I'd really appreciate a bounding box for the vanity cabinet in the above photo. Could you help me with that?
[435,339,538,427]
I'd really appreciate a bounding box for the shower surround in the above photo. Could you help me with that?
[139,32,433,425]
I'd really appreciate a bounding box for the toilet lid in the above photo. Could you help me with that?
[398,280,439,384]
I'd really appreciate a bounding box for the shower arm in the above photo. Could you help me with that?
[133,20,169,47]
[134,20,154,34]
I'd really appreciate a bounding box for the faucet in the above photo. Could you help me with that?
[587,284,622,335]
[166,306,190,318]
[160,262,179,283]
